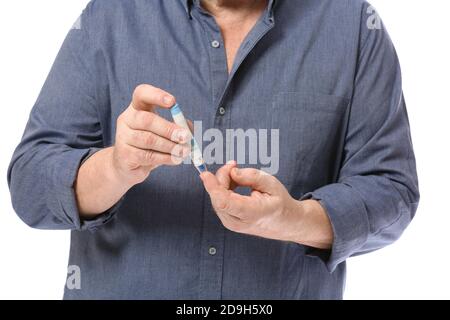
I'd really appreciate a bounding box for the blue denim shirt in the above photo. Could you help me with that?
[8,0,419,299]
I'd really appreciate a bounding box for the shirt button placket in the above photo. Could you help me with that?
[195,13,228,299]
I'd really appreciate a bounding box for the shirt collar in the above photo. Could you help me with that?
[181,0,277,21]
[181,0,192,16]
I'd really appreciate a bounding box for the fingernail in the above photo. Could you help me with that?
[226,160,236,165]
[176,129,190,143]
[163,95,174,106]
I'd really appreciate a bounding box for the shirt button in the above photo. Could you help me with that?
[208,247,217,256]
[218,106,226,116]
[211,40,220,48]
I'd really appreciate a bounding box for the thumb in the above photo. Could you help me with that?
[216,160,237,189]
[230,168,276,194]
[131,84,175,112]
[200,171,222,194]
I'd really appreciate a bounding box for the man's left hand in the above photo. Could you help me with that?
[200,161,334,249]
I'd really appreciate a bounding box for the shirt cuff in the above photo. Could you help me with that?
[48,147,122,232]
[300,183,370,273]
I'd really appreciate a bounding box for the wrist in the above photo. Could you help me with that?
[107,147,138,191]
[76,147,134,218]
[283,199,333,249]
[281,198,307,243]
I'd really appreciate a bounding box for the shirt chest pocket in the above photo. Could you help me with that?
[271,92,349,194]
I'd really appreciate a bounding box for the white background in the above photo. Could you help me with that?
[0,0,449,300]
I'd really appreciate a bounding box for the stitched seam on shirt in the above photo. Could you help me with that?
[193,12,217,108]
[344,176,407,237]
[301,250,310,299]
[371,208,405,238]
[339,96,393,169]
[81,1,107,147]
[357,2,377,66]
[198,176,207,299]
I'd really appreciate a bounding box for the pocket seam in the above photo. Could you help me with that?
[273,92,350,113]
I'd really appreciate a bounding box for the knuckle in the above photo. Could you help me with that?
[257,173,268,185]
[143,150,155,163]
[251,170,260,179]
[144,132,156,147]
[129,130,141,145]
[165,124,177,140]
[233,209,245,220]
[215,198,229,211]
[130,111,150,130]
[129,147,140,162]
[133,110,149,127]
[171,144,183,157]
[141,111,155,127]
[129,129,138,141]
[133,84,149,100]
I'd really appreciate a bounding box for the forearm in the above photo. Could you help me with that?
[75,147,133,218]
[286,199,334,250]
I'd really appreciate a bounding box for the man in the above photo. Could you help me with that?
[8,0,419,299]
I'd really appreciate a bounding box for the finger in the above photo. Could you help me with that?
[226,192,261,219]
[212,191,260,220]
[126,109,191,144]
[250,189,266,200]
[124,129,190,157]
[201,172,258,219]
[216,160,237,189]
[187,119,194,133]
[230,168,277,194]
[200,172,233,210]
[200,171,225,195]
[131,84,175,111]
[129,145,184,167]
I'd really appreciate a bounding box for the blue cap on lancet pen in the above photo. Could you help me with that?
[170,104,207,173]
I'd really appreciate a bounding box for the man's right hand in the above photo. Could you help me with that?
[112,84,191,186]
[75,84,191,217]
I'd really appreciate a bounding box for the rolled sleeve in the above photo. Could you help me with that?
[47,147,121,232]
[301,184,369,272]
[299,3,420,273]
[7,2,118,231]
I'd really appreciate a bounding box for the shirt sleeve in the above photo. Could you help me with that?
[7,2,119,231]
[301,3,420,272]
